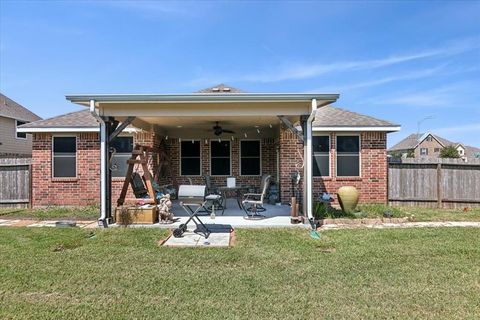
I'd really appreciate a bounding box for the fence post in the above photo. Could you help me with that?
[437,163,442,209]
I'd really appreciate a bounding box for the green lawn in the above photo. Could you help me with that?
[0,227,479,319]
[358,204,480,221]
[0,206,98,220]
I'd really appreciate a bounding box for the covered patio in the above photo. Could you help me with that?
[66,88,338,227]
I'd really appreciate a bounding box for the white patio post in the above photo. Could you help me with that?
[90,100,109,227]
[303,99,317,220]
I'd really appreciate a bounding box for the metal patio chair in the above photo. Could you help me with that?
[242,174,271,219]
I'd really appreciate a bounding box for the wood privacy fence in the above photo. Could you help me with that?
[388,158,480,208]
[0,157,32,208]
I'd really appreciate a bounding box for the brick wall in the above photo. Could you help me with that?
[278,127,388,205]
[31,129,387,208]
[32,131,158,207]
[164,138,277,189]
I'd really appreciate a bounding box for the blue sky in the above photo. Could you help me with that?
[1,1,479,147]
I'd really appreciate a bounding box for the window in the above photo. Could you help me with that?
[420,148,428,156]
[434,148,441,153]
[240,140,261,176]
[111,136,133,178]
[426,136,432,142]
[336,135,360,177]
[16,120,27,139]
[211,140,230,176]
[53,136,76,178]
[458,149,464,155]
[313,136,330,176]
[180,140,201,176]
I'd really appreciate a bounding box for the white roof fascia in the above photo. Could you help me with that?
[313,126,401,132]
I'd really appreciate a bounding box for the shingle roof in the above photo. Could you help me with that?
[313,106,399,128]
[0,93,42,122]
[195,83,245,93]
[18,109,98,129]
[389,133,422,151]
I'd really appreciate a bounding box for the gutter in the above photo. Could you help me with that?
[66,93,340,104]
[90,100,108,228]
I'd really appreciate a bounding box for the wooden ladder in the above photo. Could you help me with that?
[117,144,157,206]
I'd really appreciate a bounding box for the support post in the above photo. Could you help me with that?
[437,162,443,209]
[99,117,110,227]
[303,99,317,220]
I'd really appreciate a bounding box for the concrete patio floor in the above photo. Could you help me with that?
[116,199,306,229]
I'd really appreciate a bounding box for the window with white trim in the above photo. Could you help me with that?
[313,135,329,176]
[16,120,27,139]
[180,140,201,176]
[111,136,133,178]
[240,140,260,176]
[420,148,428,156]
[53,136,76,178]
[336,135,360,177]
[211,140,230,176]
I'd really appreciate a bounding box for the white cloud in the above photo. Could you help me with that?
[191,37,480,84]
[310,65,448,92]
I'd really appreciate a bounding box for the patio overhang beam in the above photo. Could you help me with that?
[278,115,304,142]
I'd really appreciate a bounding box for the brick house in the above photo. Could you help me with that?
[389,132,480,160]
[18,85,400,225]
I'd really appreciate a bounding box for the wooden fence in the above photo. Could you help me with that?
[0,157,32,208]
[388,158,480,208]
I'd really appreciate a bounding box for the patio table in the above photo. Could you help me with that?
[217,186,250,209]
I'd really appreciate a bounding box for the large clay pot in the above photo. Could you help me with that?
[337,186,359,214]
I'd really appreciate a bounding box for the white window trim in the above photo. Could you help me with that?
[179,139,202,176]
[239,139,262,177]
[335,133,361,178]
[15,120,28,140]
[420,148,428,156]
[312,133,331,178]
[52,135,77,178]
[210,139,232,176]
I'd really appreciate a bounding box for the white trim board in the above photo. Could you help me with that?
[313,126,401,132]
[16,127,140,133]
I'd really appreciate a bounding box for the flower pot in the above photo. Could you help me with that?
[337,186,359,214]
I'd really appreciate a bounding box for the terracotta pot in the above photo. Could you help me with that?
[337,186,359,214]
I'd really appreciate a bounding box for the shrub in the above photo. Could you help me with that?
[439,145,460,158]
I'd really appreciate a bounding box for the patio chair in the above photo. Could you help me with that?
[242,174,271,219]
[202,175,224,215]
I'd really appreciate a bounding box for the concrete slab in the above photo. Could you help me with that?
[162,224,233,247]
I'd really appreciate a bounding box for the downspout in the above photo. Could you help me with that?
[90,100,108,227]
[303,99,317,221]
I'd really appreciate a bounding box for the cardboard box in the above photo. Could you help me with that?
[115,206,158,225]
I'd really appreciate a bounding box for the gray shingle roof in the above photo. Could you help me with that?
[18,109,98,129]
[0,93,42,122]
[389,133,422,151]
[195,83,244,93]
[313,106,399,128]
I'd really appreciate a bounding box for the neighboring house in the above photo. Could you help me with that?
[389,132,480,160]
[0,93,42,156]
[18,84,400,224]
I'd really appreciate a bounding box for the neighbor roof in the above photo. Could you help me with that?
[18,109,98,131]
[312,106,400,131]
[0,93,42,122]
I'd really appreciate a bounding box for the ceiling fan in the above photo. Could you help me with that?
[212,121,235,136]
